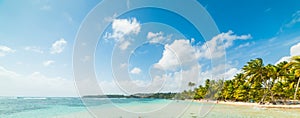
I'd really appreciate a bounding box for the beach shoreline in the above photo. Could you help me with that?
[194,99,300,109]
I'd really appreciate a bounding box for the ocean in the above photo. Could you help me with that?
[1,97,300,118]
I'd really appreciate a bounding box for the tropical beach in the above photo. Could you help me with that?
[1,97,300,118]
[1,0,300,117]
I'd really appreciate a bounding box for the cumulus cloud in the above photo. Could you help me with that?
[24,46,44,54]
[43,60,55,67]
[154,39,200,71]
[104,18,141,50]
[50,38,67,54]
[112,18,140,39]
[276,42,300,64]
[0,45,15,57]
[0,66,77,97]
[130,67,142,74]
[290,42,300,56]
[148,31,250,92]
[147,32,171,43]
[200,30,252,59]
[119,40,131,50]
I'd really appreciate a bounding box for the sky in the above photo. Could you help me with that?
[0,0,300,97]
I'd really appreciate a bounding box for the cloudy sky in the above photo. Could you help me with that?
[1,0,300,96]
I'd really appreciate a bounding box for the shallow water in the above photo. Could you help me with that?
[0,97,299,118]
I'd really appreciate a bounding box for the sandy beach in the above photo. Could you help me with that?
[215,101,300,109]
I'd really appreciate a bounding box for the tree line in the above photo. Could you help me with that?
[184,56,300,103]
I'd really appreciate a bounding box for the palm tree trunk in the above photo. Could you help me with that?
[268,84,274,101]
[294,77,300,100]
[269,78,275,101]
[260,74,267,103]
[260,83,267,103]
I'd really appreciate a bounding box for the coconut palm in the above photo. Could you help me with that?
[242,58,268,102]
[222,80,234,100]
[265,64,281,101]
[232,73,248,101]
[284,56,300,100]
[272,61,289,100]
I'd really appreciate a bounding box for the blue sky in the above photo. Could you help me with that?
[0,0,300,96]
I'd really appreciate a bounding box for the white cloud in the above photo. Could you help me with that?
[0,45,15,57]
[0,66,77,97]
[24,46,44,54]
[43,60,55,67]
[154,39,200,71]
[200,30,252,59]
[50,38,67,54]
[110,18,140,41]
[235,42,254,49]
[119,40,131,50]
[154,30,251,70]
[104,18,141,50]
[275,42,300,64]
[147,32,171,43]
[130,67,142,74]
[290,42,300,56]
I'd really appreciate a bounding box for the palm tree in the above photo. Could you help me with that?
[232,73,248,101]
[265,64,276,101]
[222,80,234,100]
[273,61,289,100]
[243,58,267,102]
[284,56,300,100]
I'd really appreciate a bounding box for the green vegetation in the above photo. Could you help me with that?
[186,56,300,103]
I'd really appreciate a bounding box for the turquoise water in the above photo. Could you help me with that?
[1,97,300,118]
[0,97,166,118]
[0,97,84,118]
